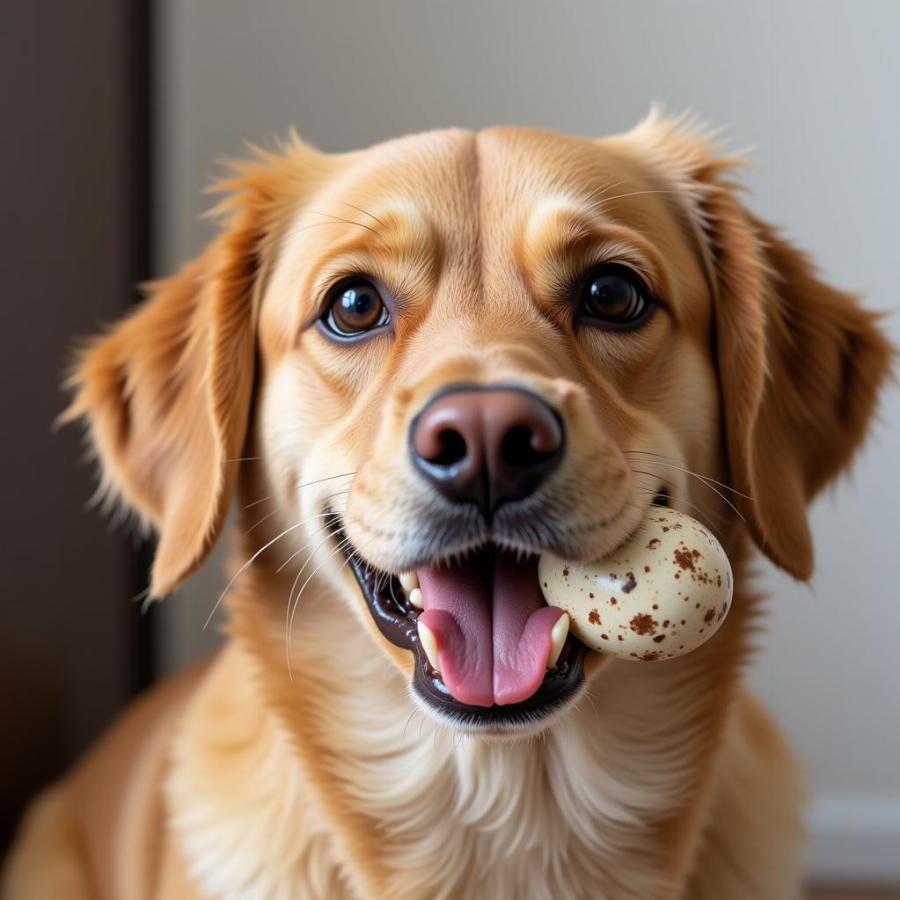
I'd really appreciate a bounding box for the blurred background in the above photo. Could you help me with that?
[3,1,898,894]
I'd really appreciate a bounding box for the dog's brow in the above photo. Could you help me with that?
[518,193,660,292]
[287,197,441,319]
[302,198,435,257]
[520,193,609,260]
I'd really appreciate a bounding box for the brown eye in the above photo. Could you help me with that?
[577,265,654,330]
[322,278,390,338]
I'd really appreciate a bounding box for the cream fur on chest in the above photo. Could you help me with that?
[165,586,724,900]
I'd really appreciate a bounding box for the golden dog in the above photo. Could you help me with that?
[3,112,892,899]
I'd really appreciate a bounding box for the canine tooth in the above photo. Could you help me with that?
[417,620,440,672]
[547,612,570,669]
[399,571,419,592]
[408,587,424,609]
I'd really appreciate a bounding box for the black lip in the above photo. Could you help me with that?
[326,513,587,729]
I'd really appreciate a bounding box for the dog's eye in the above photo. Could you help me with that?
[321,278,390,338]
[576,265,654,329]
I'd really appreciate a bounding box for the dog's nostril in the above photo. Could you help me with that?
[500,425,555,469]
[410,386,566,514]
[652,486,670,507]
[428,428,468,467]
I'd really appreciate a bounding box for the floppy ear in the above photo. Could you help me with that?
[63,229,257,598]
[626,111,893,579]
[63,137,332,597]
[710,194,892,578]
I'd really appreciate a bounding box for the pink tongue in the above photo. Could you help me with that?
[416,552,564,707]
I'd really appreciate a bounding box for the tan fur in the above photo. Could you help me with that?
[3,114,892,899]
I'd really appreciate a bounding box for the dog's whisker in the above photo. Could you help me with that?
[629,465,745,523]
[284,530,352,675]
[332,199,385,227]
[282,216,377,244]
[624,451,753,500]
[296,471,357,491]
[274,520,335,573]
[204,520,306,630]
[247,510,333,548]
[321,488,352,501]
[303,209,379,235]
[286,532,367,680]
[245,508,278,535]
[630,489,730,530]
[240,472,357,513]
[597,188,682,206]
[402,707,420,743]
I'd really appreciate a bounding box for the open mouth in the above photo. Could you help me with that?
[326,514,587,728]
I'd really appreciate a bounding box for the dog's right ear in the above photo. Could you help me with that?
[622,110,893,579]
[62,136,335,597]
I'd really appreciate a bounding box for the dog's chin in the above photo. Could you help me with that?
[324,512,590,736]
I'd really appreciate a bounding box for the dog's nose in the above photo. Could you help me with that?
[410,387,564,515]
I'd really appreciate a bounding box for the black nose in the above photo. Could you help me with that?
[409,386,565,516]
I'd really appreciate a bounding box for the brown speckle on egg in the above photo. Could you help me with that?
[673,547,701,571]
[629,613,657,636]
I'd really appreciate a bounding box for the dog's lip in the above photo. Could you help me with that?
[324,512,587,728]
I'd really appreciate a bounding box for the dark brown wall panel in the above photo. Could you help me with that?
[0,0,152,848]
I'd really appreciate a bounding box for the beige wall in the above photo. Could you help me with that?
[154,0,900,882]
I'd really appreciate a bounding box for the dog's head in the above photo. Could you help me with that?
[66,114,891,733]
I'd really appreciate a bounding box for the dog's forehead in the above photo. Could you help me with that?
[327,126,656,237]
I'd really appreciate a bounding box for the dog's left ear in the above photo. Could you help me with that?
[627,112,893,579]
[710,199,892,579]
[63,137,334,597]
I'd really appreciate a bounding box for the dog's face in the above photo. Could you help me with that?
[256,127,725,727]
[67,116,891,734]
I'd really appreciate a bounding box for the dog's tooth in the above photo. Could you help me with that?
[547,612,570,669]
[417,620,440,672]
[408,587,424,609]
[399,571,419,592]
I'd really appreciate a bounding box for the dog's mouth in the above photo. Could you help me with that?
[326,513,587,729]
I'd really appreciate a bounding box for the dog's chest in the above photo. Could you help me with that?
[166,608,712,900]
[302,603,708,899]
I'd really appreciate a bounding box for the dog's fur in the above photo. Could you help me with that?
[3,113,892,900]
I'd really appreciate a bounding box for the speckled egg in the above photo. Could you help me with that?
[538,508,733,661]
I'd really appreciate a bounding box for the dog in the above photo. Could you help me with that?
[3,112,892,899]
